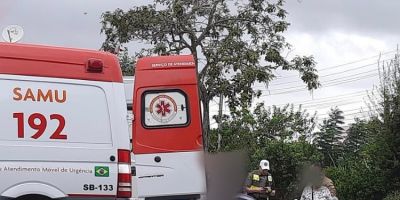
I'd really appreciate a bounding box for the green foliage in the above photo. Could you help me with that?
[208,57,400,200]
[384,191,400,200]
[251,140,323,199]
[314,107,345,167]
[209,103,317,152]
[343,118,369,154]
[100,0,319,150]
[326,57,400,200]
[118,48,135,76]
[209,109,256,152]
[209,104,320,199]
[326,158,387,200]
[378,59,400,190]
[253,104,317,141]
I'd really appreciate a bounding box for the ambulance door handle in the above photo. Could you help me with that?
[154,156,161,163]
[131,166,136,176]
[181,104,186,111]
[110,155,116,162]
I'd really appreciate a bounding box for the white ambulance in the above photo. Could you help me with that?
[0,43,132,199]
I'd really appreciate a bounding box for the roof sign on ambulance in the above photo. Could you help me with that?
[144,91,188,127]
[151,61,195,68]
[2,25,24,43]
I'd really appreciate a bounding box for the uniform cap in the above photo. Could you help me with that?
[260,160,270,170]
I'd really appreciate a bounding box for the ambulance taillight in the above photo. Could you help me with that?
[86,59,104,73]
[117,149,132,198]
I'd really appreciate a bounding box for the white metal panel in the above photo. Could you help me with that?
[123,76,134,106]
[2,182,65,198]
[110,82,131,150]
[0,79,112,146]
[0,162,118,198]
[0,74,130,198]
[133,151,206,198]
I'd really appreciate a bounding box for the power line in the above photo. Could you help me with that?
[316,109,370,117]
[318,63,378,78]
[274,50,396,80]
[261,73,378,96]
[317,114,371,121]
[264,71,378,92]
[320,73,378,87]
[317,50,395,72]
[268,90,369,106]
[317,111,370,119]
[302,100,365,110]
[261,61,383,90]
[256,59,388,92]
[278,93,368,107]
[267,67,379,87]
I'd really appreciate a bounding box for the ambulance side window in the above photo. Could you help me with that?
[142,90,189,128]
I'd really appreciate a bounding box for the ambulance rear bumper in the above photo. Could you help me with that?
[144,194,201,200]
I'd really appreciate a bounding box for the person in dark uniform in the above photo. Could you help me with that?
[244,160,275,200]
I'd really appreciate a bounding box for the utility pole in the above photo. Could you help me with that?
[217,94,223,151]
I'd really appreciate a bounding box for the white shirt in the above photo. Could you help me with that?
[300,186,337,200]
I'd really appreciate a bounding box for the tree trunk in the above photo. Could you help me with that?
[202,96,210,152]
[192,50,211,152]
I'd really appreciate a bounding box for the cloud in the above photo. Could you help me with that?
[0,0,396,124]
[286,0,400,36]
[0,0,146,49]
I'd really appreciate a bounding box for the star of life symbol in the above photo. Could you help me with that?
[149,95,178,123]
[156,100,171,116]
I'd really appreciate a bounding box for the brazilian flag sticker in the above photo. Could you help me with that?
[95,166,109,177]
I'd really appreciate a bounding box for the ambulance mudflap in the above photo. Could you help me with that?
[132,55,206,199]
[0,43,131,199]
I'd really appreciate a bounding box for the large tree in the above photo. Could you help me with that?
[252,104,317,142]
[208,104,321,199]
[376,56,400,191]
[209,103,317,152]
[343,118,369,154]
[101,0,319,150]
[314,107,345,167]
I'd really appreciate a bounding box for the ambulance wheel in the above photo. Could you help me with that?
[16,195,52,200]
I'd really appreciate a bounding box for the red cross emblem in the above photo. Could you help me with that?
[156,101,171,116]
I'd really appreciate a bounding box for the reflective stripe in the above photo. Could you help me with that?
[118,182,132,187]
[118,164,131,174]
[253,174,260,181]
[118,187,132,192]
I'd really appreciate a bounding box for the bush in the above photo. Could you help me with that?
[250,140,323,200]
[326,159,387,200]
[384,191,400,200]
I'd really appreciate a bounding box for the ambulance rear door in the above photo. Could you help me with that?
[132,55,206,199]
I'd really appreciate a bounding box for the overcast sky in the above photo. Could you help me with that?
[1,0,398,126]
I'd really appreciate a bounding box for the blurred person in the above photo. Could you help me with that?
[244,160,275,200]
[300,163,337,200]
[205,151,248,200]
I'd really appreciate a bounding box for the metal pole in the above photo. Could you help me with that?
[217,94,223,151]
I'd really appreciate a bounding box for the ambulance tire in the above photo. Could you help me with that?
[16,195,52,200]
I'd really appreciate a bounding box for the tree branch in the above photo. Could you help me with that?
[171,30,190,49]
[196,1,220,45]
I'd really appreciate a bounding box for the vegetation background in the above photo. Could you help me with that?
[100,1,400,199]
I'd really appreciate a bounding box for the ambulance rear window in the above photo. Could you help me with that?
[142,90,189,128]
